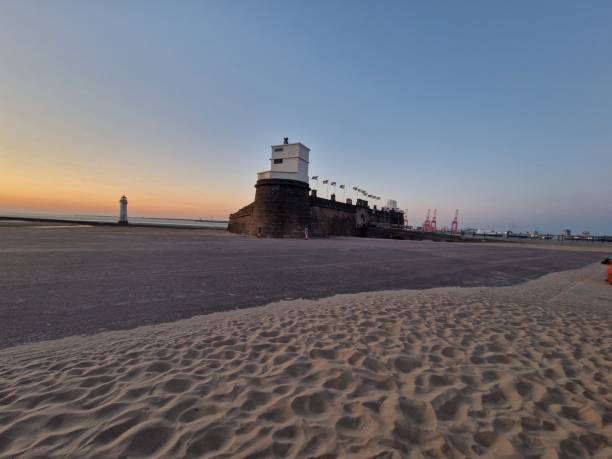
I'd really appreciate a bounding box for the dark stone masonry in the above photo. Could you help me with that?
[229,179,311,238]
[228,178,404,238]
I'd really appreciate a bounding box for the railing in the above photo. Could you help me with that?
[257,171,303,181]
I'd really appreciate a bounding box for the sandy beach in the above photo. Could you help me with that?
[1,263,611,458]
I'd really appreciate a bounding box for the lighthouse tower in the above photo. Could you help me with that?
[118,195,128,225]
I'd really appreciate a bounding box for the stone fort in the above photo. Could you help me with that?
[228,139,404,238]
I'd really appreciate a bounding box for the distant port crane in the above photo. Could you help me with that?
[451,209,459,233]
[423,209,431,232]
[422,208,459,233]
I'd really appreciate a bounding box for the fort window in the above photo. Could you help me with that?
[273,148,284,152]
[274,158,283,164]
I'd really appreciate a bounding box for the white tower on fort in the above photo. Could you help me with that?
[118,195,128,224]
[257,137,310,183]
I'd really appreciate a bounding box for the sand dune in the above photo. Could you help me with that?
[1,264,611,458]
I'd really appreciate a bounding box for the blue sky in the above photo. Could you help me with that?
[1,1,611,233]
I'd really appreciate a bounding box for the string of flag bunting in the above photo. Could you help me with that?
[310,176,382,203]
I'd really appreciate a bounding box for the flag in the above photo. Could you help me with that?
[339,184,345,189]
[330,181,336,186]
[311,176,318,180]
[322,179,329,184]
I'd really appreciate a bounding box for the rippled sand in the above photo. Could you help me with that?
[1,264,611,458]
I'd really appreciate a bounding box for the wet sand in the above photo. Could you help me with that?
[0,225,607,348]
[1,263,610,458]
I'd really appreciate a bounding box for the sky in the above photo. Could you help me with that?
[1,1,611,234]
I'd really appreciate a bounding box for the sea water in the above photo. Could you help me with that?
[0,212,228,229]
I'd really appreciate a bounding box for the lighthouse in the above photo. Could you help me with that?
[118,195,128,225]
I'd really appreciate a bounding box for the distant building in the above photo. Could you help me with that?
[386,199,398,209]
[561,229,571,237]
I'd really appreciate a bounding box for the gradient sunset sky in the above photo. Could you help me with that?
[1,1,611,233]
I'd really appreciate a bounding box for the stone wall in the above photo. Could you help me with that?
[228,180,405,238]
[228,179,310,238]
[252,179,310,238]
[309,196,357,237]
[227,203,254,235]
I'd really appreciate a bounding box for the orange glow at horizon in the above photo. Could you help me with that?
[1,147,250,220]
